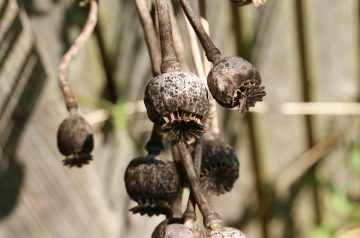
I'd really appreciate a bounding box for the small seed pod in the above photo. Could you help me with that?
[144,71,209,141]
[207,56,266,113]
[207,226,246,238]
[152,218,206,238]
[57,114,94,167]
[124,155,181,217]
[200,139,239,196]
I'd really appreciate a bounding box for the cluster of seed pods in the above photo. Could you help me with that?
[124,0,266,237]
[54,0,265,237]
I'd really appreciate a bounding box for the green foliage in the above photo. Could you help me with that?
[111,98,129,130]
[347,141,360,174]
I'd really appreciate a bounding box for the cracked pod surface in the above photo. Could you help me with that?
[200,139,239,196]
[144,71,209,141]
[207,56,266,113]
[124,155,181,217]
[57,114,94,167]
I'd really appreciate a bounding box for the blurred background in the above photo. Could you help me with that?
[0,0,359,237]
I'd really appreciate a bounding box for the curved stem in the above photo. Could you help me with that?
[135,0,161,76]
[156,0,180,73]
[179,0,221,64]
[58,0,98,112]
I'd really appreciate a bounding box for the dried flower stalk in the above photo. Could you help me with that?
[177,142,222,229]
[156,0,181,73]
[58,0,98,113]
[135,0,161,76]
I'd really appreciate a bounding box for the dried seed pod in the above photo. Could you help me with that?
[207,56,266,113]
[144,71,209,141]
[152,218,206,238]
[207,226,246,238]
[124,155,181,217]
[200,139,239,196]
[57,114,94,167]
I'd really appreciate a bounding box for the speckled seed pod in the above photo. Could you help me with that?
[124,155,181,217]
[144,71,209,141]
[207,227,246,238]
[152,219,205,238]
[207,56,266,113]
[57,114,94,167]
[200,139,239,195]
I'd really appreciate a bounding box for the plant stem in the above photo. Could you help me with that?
[135,0,161,76]
[183,137,203,222]
[169,1,190,72]
[156,0,180,73]
[177,142,222,229]
[198,0,220,137]
[179,0,221,64]
[58,0,98,112]
[145,124,163,156]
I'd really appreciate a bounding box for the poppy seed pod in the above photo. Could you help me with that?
[200,139,239,196]
[207,226,246,238]
[207,56,266,113]
[144,71,209,141]
[152,218,205,238]
[124,155,181,217]
[57,114,94,167]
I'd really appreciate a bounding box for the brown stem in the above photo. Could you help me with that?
[198,0,220,137]
[135,0,161,76]
[177,142,222,229]
[145,124,163,156]
[183,137,203,222]
[156,0,180,73]
[169,1,190,72]
[58,0,98,112]
[179,0,221,64]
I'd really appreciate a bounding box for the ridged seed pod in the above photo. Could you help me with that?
[57,114,94,167]
[207,56,265,113]
[124,155,181,217]
[200,139,239,195]
[144,71,209,141]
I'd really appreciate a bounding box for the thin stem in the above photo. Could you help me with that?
[58,0,98,112]
[179,0,221,64]
[294,0,322,224]
[156,0,180,73]
[198,0,220,137]
[145,124,163,156]
[135,0,161,76]
[169,1,190,72]
[177,142,222,229]
[183,137,203,222]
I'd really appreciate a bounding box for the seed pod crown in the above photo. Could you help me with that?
[57,114,94,167]
[200,139,239,195]
[124,155,181,217]
[144,71,209,141]
[207,56,266,113]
